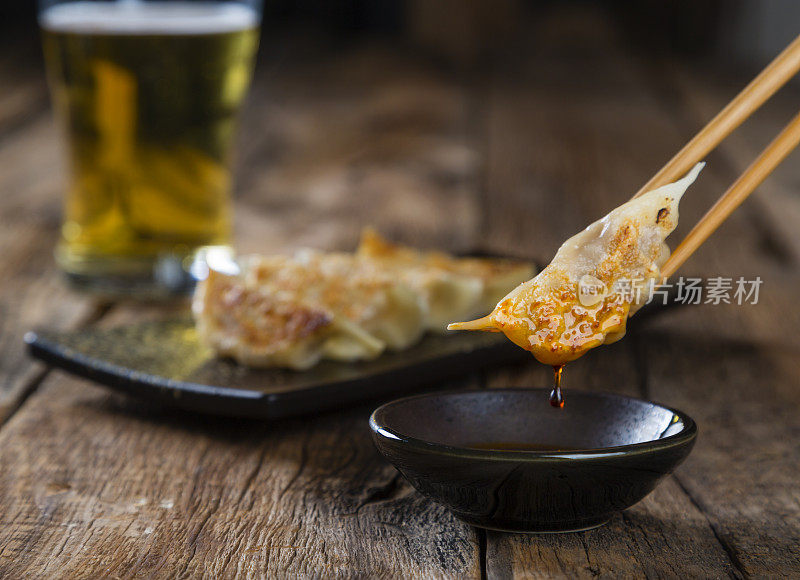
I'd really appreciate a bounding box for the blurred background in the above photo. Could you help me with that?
[6,1,800,66]
[1,0,798,263]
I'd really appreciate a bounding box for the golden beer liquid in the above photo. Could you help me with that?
[40,2,259,292]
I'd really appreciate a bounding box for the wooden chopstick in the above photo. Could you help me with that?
[661,109,800,279]
[633,34,800,199]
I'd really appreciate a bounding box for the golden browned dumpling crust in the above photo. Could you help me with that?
[449,163,705,366]
[194,234,533,369]
[358,228,535,331]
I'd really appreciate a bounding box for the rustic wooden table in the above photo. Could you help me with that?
[1,28,799,578]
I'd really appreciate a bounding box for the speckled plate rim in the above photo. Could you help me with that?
[25,331,264,399]
[24,328,529,419]
[370,388,698,461]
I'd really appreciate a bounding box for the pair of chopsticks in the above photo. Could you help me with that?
[633,34,800,279]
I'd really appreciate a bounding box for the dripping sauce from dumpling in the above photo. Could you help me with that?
[448,163,706,406]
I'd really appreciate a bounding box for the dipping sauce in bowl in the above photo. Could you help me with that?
[370,388,696,533]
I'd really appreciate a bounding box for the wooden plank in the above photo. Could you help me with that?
[637,63,800,351]
[406,0,523,67]
[0,348,481,578]
[486,478,738,579]
[0,47,104,421]
[0,114,102,422]
[663,63,800,265]
[0,262,102,424]
[481,25,693,261]
[0,40,49,139]
[642,332,800,577]
[0,116,66,227]
[232,46,484,255]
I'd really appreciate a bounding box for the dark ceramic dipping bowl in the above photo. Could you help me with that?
[370,388,697,533]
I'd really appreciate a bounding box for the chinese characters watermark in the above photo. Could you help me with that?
[583,276,763,306]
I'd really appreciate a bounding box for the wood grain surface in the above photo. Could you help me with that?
[1,16,799,579]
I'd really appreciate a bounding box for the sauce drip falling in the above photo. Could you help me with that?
[550,365,565,408]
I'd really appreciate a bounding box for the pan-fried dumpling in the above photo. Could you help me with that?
[357,228,535,332]
[256,250,427,352]
[448,163,704,366]
[193,268,360,370]
[194,230,537,370]
[194,252,426,370]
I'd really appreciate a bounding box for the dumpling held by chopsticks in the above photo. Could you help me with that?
[448,163,705,366]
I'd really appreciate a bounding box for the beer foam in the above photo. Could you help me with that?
[40,2,259,35]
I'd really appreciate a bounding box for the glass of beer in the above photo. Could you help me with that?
[39,0,262,296]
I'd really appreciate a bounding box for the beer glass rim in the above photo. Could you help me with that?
[38,0,265,17]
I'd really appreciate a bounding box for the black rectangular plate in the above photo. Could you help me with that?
[25,316,529,419]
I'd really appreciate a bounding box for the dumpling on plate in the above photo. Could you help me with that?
[448,163,705,366]
[248,250,427,352]
[357,228,535,332]
[194,252,426,370]
[194,229,536,370]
